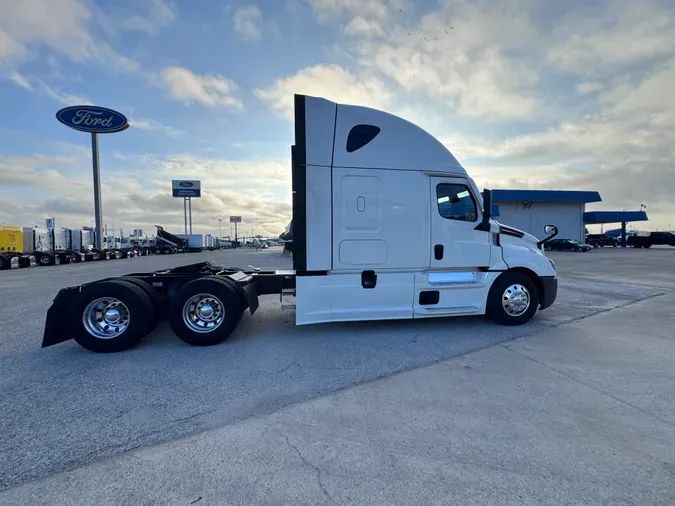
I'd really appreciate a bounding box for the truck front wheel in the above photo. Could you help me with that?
[169,278,244,347]
[486,272,540,326]
[0,254,9,270]
[73,280,156,353]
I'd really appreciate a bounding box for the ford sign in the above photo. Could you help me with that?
[56,105,130,134]
[172,180,201,198]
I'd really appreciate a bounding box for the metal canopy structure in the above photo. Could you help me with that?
[583,211,649,247]
[491,189,602,203]
[583,211,649,224]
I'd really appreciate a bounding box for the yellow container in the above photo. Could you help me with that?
[0,225,23,253]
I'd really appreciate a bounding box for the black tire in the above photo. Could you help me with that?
[119,277,163,326]
[0,254,9,270]
[38,253,55,266]
[644,244,651,248]
[486,272,540,326]
[73,279,155,353]
[169,277,244,347]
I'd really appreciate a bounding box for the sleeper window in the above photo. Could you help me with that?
[436,184,478,222]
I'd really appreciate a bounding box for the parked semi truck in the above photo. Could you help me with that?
[1,226,85,268]
[42,94,559,353]
[0,225,35,270]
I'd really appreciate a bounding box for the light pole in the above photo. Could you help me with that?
[218,218,223,239]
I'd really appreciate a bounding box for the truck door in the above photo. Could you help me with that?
[430,177,491,269]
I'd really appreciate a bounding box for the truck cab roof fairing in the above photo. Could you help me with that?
[300,96,466,175]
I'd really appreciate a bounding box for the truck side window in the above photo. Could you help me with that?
[436,184,477,222]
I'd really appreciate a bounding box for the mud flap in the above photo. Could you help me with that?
[221,272,260,315]
[42,287,79,347]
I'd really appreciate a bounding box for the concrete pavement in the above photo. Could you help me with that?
[3,290,674,505]
[5,247,667,491]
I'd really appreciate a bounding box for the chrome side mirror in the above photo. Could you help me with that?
[544,225,558,236]
[537,224,559,249]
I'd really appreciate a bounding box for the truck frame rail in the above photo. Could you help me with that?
[42,261,296,352]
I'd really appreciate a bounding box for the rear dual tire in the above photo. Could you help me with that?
[73,279,160,353]
[169,278,244,347]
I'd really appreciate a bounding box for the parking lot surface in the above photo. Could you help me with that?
[1,246,674,504]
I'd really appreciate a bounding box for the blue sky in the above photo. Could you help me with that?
[1,0,675,236]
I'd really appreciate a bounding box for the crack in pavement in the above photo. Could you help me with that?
[281,433,336,504]
[501,345,675,430]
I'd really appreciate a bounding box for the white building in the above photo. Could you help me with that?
[492,190,602,242]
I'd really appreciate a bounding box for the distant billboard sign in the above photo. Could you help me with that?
[172,180,201,198]
[46,218,55,229]
[230,216,242,223]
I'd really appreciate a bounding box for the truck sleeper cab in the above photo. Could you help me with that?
[41,94,558,353]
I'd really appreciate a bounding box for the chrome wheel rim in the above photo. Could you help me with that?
[39,255,50,265]
[83,297,130,339]
[182,293,225,333]
[502,284,530,317]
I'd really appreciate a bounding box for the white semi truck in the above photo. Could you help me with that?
[42,94,558,353]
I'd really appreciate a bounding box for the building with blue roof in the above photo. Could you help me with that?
[491,189,649,245]
[491,190,601,242]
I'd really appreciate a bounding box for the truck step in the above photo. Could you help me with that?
[281,304,296,310]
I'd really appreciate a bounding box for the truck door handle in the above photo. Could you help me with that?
[361,270,377,289]
[434,244,444,260]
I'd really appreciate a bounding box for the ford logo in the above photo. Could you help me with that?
[56,105,129,134]
[179,182,194,187]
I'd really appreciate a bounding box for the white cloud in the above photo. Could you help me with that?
[344,16,383,37]
[307,0,391,21]
[112,0,177,35]
[255,63,393,121]
[159,66,244,110]
[233,5,263,41]
[0,0,138,72]
[0,151,292,237]
[39,82,93,105]
[576,81,603,94]
[130,117,185,137]
[546,0,675,76]
[8,71,32,90]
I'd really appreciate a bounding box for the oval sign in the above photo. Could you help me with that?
[179,182,194,187]
[56,105,129,134]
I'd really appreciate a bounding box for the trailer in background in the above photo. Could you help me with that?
[155,225,187,254]
[176,234,205,253]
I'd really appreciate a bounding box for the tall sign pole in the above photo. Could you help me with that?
[184,197,188,234]
[230,216,242,245]
[91,133,103,250]
[56,105,129,251]
[188,197,193,234]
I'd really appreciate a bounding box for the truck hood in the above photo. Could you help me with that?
[496,222,541,250]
